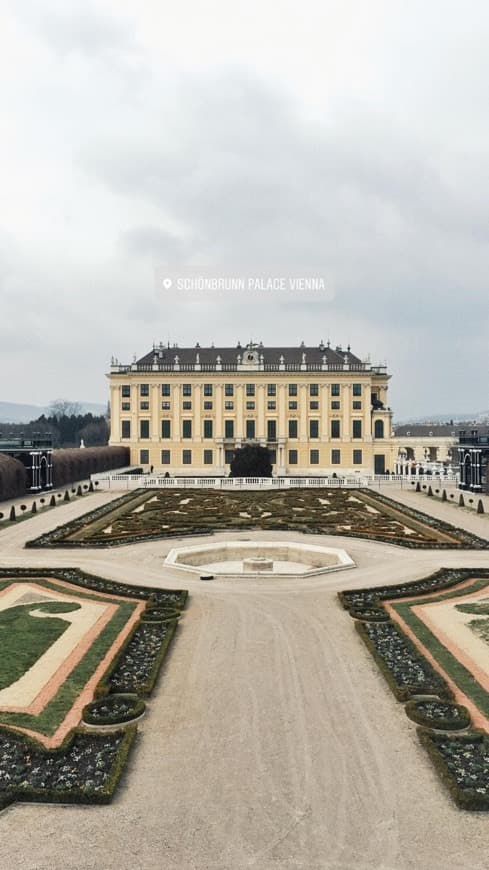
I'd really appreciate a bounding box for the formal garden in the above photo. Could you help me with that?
[339,568,489,810]
[0,568,187,809]
[26,488,489,549]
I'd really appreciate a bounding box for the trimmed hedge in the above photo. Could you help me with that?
[405,699,471,730]
[418,729,489,811]
[338,568,489,612]
[83,695,146,726]
[0,725,136,810]
[355,620,452,701]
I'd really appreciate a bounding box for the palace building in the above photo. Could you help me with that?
[107,341,395,476]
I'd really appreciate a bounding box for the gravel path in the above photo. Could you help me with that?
[0,493,488,869]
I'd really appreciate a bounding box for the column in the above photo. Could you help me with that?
[194,384,202,441]
[342,384,351,440]
[236,384,244,438]
[173,383,181,441]
[257,383,266,438]
[151,383,159,441]
[110,384,120,444]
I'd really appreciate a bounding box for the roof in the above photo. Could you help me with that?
[394,424,458,437]
[136,342,363,367]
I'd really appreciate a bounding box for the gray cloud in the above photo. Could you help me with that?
[1,4,488,417]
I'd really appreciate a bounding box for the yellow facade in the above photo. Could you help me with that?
[108,342,395,475]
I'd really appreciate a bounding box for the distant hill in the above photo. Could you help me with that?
[0,401,107,424]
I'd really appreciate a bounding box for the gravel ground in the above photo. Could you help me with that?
[0,491,488,870]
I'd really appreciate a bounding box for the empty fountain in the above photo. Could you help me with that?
[164,540,355,578]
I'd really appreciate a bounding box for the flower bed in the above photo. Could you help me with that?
[338,568,489,612]
[107,620,177,696]
[356,620,451,701]
[83,694,146,726]
[0,726,136,810]
[405,699,471,730]
[348,606,390,621]
[419,730,489,810]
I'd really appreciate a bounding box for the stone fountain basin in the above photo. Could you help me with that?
[164,541,355,578]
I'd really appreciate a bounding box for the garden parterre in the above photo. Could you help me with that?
[0,568,187,809]
[340,568,489,810]
[26,488,489,549]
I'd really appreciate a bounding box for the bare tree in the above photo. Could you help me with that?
[48,399,82,420]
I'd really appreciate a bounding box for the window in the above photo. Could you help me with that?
[374,420,384,439]
[182,384,192,396]
[246,419,255,439]
[289,383,297,396]
[331,449,341,464]
[246,401,255,410]
[140,401,149,410]
[269,449,276,464]
[288,420,298,438]
[203,420,213,438]
[246,383,255,396]
[309,420,319,438]
[122,402,130,411]
[203,401,213,410]
[267,384,276,396]
[161,384,171,396]
[225,449,234,464]
[161,420,171,439]
[182,401,192,410]
[331,384,340,396]
[182,420,192,439]
[353,449,363,464]
[140,384,149,397]
[161,402,171,410]
[140,449,149,464]
[203,449,213,465]
[140,420,150,439]
[310,401,319,410]
[161,449,170,464]
[352,383,362,396]
[267,419,277,440]
[182,449,192,464]
[352,420,362,438]
[121,420,131,438]
[121,385,131,398]
[352,401,362,410]
[203,384,213,396]
[288,449,298,465]
[310,383,319,396]
[225,401,234,410]
[289,401,298,410]
[225,419,234,438]
[310,449,319,464]
[331,401,340,410]
[267,401,276,410]
[225,384,234,396]
[331,420,340,439]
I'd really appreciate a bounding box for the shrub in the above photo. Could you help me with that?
[428,486,433,496]
[31,501,37,514]
[415,482,421,492]
[442,490,447,501]
[0,513,3,520]
[459,494,465,507]
[40,498,45,504]
[405,700,471,731]
[20,505,27,512]
[50,495,56,506]
[477,500,484,514]
[77,485,82,496]
[64,490,70,502]
[89,481,94,492]
[82,695,145,726]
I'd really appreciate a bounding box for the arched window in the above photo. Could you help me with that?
[374,420,384,439]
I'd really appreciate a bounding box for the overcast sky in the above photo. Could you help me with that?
[1,1,488,418]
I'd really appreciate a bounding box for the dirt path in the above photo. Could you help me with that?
[0,496,488,869]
